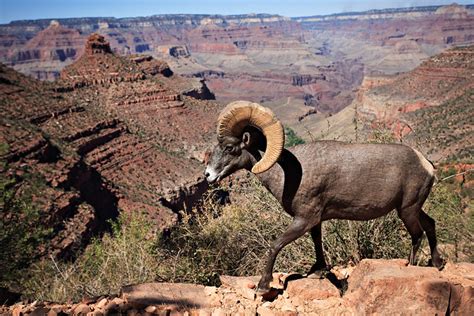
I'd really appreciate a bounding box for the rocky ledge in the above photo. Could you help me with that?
[2,259,472,315]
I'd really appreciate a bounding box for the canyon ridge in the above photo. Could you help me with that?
[1,3,473,129]
[1,2,473,315]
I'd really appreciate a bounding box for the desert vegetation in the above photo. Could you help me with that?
[18,167,472,302]
[284,126,305,147]
[1,108,471,302]
[406,89,474,161]
[0,152,54,289]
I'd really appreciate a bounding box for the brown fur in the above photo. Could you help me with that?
[205,135,443,292]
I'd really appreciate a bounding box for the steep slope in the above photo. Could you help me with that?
[0,34,220,272]
[403,89,473,161]
[3,20,86,80]
[296,45,473,162]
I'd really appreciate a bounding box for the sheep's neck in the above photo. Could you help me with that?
[249,149,302,213]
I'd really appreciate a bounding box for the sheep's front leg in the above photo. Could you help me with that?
[257,217,309,293]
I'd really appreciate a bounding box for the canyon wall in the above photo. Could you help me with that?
[0,34,219,261]
[1,4,472,120]
[292,45,473,162]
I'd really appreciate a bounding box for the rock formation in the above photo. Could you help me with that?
[0,34,220,262]
[1,259,472,315]
[1,4,472,118]
[291,44,473,162]
[352,45,473,160]
[2,20,86,80]
[85,33,112,55]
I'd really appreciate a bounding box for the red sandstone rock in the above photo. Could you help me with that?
[219,275,260,300]
[0,36,220,262]
[95,298,108,310]
[71,303,90,315]
[344,259,474,315]
[121,283,221,310]
[285,277,340,300]
[85,34,112,55]
[2,260,473,315]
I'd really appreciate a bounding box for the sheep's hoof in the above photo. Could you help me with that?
[306,264,330,279]
[307,270,326,279]
[256,287,279,301]
[429,257,445,271]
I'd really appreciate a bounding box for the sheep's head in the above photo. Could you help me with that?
[205,101,284,184]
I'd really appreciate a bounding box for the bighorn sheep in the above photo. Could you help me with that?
[204,101,443,293]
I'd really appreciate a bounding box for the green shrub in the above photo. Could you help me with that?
[367,124,397,144]
[0,171,53,289]
[422,182,473,262]
[156,178,314,285]
[284,126,305,147]
[24,212,160,302]
[322,213,410,266]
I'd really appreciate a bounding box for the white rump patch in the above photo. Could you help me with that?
[413,148,434,176]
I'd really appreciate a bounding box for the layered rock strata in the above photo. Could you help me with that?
[2,4,472,119]
[0,34,220,261]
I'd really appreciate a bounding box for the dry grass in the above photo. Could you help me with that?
[23,212,160,302]
[23,173,472,302]
[156,177,315,285]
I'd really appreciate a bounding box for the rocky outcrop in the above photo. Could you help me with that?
[192,70,225,78]
[344,259,473,315]
[0,34,220,264]
[131,54,173,77]
[351,45,473,160]
[168,45,191,58]
[57,35,176,91]
[2,20,85,80]
[85,33,112,55]
[291,74,326,86]
[182,78,216,100]
[2,259,472,315]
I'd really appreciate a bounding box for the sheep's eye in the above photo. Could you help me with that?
[224,145,236,153]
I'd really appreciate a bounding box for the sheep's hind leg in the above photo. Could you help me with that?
[398,206,424,265]
[419,209,444,269]
[307,223,329,278]
[257,217,310,293]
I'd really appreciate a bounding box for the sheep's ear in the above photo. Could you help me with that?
[241,132,251,149]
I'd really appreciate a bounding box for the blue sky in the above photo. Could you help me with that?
[1,0,472,24]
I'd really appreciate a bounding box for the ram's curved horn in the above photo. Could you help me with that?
[217,101,284,173]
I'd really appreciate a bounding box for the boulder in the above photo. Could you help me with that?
[121,282,221,309]
[285,277,340,300]
[344,259,474,315]
[2,259,472,315]
[219,275,260,300]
